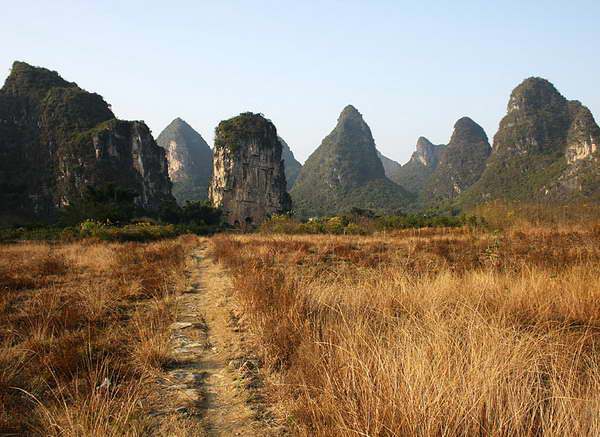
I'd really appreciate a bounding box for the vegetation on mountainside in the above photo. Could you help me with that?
[461,78,600,205]
[214,112,279,153]
[41,87,114,133]
[0,61,174,225]
[292,177,416,218]
[1,61,77,100]
[291,105,414,217]
[422,117,491,205]
[60,183,139,224]
[388,137,446,196]
[389,155,437,195]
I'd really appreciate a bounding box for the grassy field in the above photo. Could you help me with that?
[211,224,600,436]
[2,211,600,436]
[0,236,198,435]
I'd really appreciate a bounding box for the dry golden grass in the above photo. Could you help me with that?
[211,225,600,436]
[0,236,196,435]
[471,200,600,231]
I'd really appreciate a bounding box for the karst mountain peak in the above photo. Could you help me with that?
[0,61,174,224]
[156,117,213,204]
[290,104,413,217]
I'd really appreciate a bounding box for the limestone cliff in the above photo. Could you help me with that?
[209,112,291,226]
[462,77,600,204]
[388,137,446,196]
[157,117,213,204]
[0,61,174,224]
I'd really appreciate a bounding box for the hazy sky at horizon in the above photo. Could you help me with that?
[2,0,599,164]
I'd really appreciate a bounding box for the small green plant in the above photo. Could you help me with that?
[259,211,480,236]
[79,219,109,237]
[214,112,278,153]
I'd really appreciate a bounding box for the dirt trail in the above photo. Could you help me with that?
[157,241,282,436]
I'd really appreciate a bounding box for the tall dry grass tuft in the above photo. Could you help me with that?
[0,236,195,435]
[211,225,600,436]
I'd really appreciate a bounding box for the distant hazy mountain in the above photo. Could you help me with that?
[388,137,446,196]
[377,151,402,179]
[462,78,600,204]
[422,117,491,205]
[279,136,302,190]
[290,105,414,217]
[156,118,212,204]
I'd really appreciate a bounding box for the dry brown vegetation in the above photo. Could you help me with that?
[0,236,196,435]
[471,200,600,230]
[211,224,600,436]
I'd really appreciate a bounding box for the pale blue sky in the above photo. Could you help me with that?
[2,1,599,163]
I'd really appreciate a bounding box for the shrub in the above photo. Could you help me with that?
[259,211,479,236]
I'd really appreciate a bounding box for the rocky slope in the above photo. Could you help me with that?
[209,112,291,226]
[377,150,402,179]
[279,136,302,190]
[462,78,600,204]
[0,61,173,224]
[290,105,413,217]
[157,117,213,204]
[422,117,491,204]
[388,137,446,196]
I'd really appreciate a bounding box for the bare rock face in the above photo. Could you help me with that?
[56,119,173,211]
[0,61,174,224]
[388,137,446,196]
[414,137,444,167]
[209,112,291,226]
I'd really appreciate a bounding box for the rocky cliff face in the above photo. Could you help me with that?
[279,136,302,190]
[462,77,600,204]
[156,117,213,204]
[0,61,173,224]
[422,117,491,204]
[209,112,291,226]
[290,105,413,217]
[388,137,446,196]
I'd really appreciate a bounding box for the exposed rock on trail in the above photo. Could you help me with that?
[154,242,282,436]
